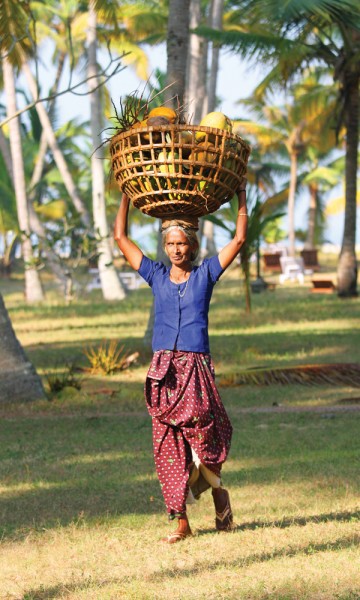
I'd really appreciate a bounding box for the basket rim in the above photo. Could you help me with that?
[109,123,251,152]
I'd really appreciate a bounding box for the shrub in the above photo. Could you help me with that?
[45,362,83,396]
[83,340,138,375]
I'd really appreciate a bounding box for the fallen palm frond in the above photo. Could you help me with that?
[220,363,360,387]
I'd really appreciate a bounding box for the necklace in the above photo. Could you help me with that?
[178,278,190,298]
[170,269,191,298]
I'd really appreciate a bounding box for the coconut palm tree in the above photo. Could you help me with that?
[235,103,307,257]
[0,293,45,402]
[1,3,91,224]
[2,55,45,302]
[1,0,44,300]
[300,151,344,249]
[21,60,92,227]
[200,0,359,295]
[234,72,340,257]
[27,0,83,201]
[93,0,167,300]
[207,190,285,312]
[87,0,126,300]
[0,101,71,290]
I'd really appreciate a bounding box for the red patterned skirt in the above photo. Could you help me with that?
[145,350,233,516]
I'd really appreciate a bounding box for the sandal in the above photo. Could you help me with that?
[212,487,234,531]
[161,515,192,544]
[161,530,192,544]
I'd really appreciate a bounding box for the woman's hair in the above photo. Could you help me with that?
[162,225,200,262]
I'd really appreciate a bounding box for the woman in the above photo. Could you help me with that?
[114,186,247,543]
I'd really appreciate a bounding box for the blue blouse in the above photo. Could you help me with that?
[138,254,224,353]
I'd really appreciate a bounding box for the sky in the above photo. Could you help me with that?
[30,41,357,250]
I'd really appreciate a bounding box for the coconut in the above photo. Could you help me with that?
[146,116,171,127]
[157,150,179,174]
[190,141,218,164]
[140,116,169,143]
[196,111,233,141]
[148,106,177,123]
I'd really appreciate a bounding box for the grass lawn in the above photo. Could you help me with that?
[1,262,359,599]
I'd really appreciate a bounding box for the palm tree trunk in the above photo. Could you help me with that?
[241,251,251,313]
[186,0,207,122]
[288,151,298,257]
[165,0,191,108]
[337,74,359,297]
[305,184,317,249]
[199,24,209,121]
[28,204,70,293]
[0,128,13,177]
[87,2,126,301]
[28,51,67,198]
[206,0,224,113]
[2,56,45,303]
[21,60,91,228]
[0,293,45,403]
[0,114,69,293]
[203,219,217,256]
[195,0,223,253]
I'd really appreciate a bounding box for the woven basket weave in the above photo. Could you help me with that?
[110,123,251,218]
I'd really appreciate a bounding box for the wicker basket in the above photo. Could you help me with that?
[110,123,251,219]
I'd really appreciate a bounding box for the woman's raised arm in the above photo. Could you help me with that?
[218,182,248,271]
[114,194,143,271]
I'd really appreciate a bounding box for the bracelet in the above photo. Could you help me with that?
[238,212,248,216]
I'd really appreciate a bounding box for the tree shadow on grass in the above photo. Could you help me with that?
[1,410,358,542]
[211,328,360,366]
[25,337,152,372]
[147,533,359,582]
[0,415,163,541]
[197,508,360,537]
[237,509,360,531]
[21,577,119,600]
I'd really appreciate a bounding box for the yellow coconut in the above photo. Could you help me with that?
[195,111,232,141]
[148,106,177,123]
[176,130,193,158]
[158,151,179,174]
[190,141,218,164]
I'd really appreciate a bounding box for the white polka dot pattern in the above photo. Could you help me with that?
[145,350,233,517]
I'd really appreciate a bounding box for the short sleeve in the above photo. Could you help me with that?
[138,255,164,287]
[202,255,224,283]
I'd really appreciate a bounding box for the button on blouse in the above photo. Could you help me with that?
[138,254,224,353]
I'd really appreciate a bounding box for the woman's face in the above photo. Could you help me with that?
[165,228,193,268]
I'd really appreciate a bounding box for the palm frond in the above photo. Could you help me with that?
[220,363,360,386]
[0,0,34,65]
[248,0,360,28]
[194,25,295,60]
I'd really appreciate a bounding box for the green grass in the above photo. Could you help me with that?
[0,411,359,599]
[1,263,360,599]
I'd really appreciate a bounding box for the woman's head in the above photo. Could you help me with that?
[162,225,199,264]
